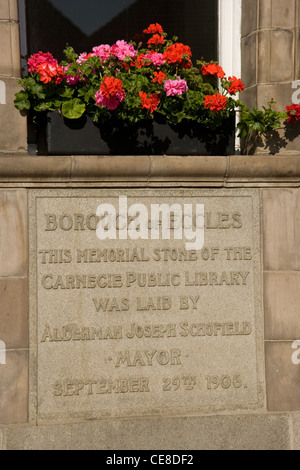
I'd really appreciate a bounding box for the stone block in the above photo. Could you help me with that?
[4,414,290,450]
[262,188,300,271]
[239,85,257,111]
[270,30,294,82]
[292,413,300,450]
[0,155,72,180]
[0,349,28,424]
[258,0,272,28]
[0,77,27,152]
[0,1,18,20]
[0,190,28,277]
[257,83,293,111]
[0,277,29,349]
[265,341,300,411]
[72,155,150,179]
[258,30,294,84]
[257,30,271,83]
[0,23,13,77]
[241,34,257,88]
[150,155,227,179]
[270,0,296,29]
[259,0,296,29]
[264,272,300,340]
[0,1,9,19]
[9,0,19,21]
[10,21,22,77]
[0,21,21,77]
[294,28,300,79]
[242,0,257,37]
[228,154,300,178]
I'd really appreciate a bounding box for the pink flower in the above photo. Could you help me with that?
[66,74,80,85]
[164,78,188,96]
[95,89,126,110]
[62,65,81,85]
[28,51,56,73]
[76,52,94,64]
[143,51,166,66]
[92,44,111,61]
[111,40,137,61]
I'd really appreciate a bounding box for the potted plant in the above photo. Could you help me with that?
[14,23,296,156]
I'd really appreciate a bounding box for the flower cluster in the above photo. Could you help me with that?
[27,51,64,84]
[95,76,126,110]
[286,104,300,123]
[14,23,292,136]
[204,94,227,113]
[202,63,225,79]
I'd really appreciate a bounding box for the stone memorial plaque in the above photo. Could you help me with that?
[29,189,264,421]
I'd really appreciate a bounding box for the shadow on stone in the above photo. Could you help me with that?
[284,120,300,144]
[241,121,300,155]
[258,130,288,155]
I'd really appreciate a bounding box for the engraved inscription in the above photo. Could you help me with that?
[206,375,245,390]
[53,377,150,395]
[29,189,263,421]
[114,349,182,367]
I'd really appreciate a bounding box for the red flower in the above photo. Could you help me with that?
[139,91,160,113]
[100,76,125,98]
[143,23,164,34]
[28,51,56,73]
[153,71,167,84]
[147,34,165,46]
[130,54,151,69]
[37,61,63,84]
[54,69,64,84]
[227,76,245,95]
[204,93,227,113]
[286,104,300,123]
[163,43,192,68]
[202,63,225,79]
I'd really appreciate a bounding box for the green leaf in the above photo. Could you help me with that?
[251,122,264,132]
[31,83,46,98]
[14,91,31,111]
[62,98,86,119]
[63,45,78,62]
[175,111,186,123]
[237,125,248,140]
[15,91,28,100]
[23,77,37,88]
[59,87,75,99]
[34,101,56,112]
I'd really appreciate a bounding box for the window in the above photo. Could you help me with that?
[18,0,242,153]
[19,0,218,63]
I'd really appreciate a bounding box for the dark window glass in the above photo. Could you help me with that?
[23,0,218,63]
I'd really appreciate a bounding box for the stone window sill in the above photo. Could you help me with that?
[0,153,299,187]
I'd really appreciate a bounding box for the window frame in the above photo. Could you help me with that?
[219,0,242,153]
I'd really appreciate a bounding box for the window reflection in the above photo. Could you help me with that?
[24,0,218,62]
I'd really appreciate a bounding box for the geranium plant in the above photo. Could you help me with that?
[14,22,294,138]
